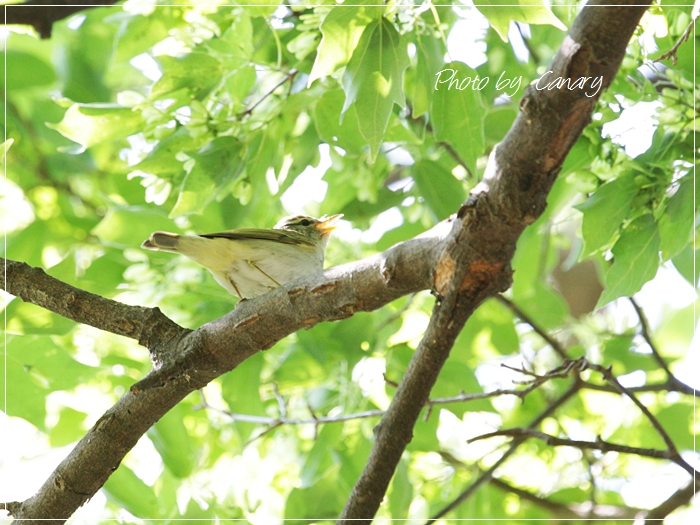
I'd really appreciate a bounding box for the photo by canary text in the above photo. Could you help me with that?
[434,69,604,98]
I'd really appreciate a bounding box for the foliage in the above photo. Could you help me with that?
[1,0,698,523]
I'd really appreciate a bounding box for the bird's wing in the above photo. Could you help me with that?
[199,228,315,247]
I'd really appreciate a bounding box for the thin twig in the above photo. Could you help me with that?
[427,382,582,523]
[656,17,696,66]
[587,363,695,476]
[497,295,569,359]
[629,297,673,376]
[239,69,298,119]
[468,427,677,461]
[582,379,698,397]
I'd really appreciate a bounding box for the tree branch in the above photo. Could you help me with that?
[626,297,694,396]
[2,221,449,522]
[468,427,679,461]
[4,1,120,39]
[586,362,696,476]
[489,476,641,519]
[1,258,189,354]
[339,1,652,522]
[428,382,582,523]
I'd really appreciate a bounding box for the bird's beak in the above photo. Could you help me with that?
[315,214,343,236]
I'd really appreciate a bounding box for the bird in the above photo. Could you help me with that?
[142,214,343,299]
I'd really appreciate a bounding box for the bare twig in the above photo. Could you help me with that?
[629,297,673,376]
[656,17,696,66]
[428,382,582,523]
[582,379,698,397]
[489,476,640,519]
[239,69,298,119]
[586,363,695,475]
[468,427,677,461]
[497,295,568,359]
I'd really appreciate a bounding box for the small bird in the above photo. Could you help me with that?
[142,214,343,299]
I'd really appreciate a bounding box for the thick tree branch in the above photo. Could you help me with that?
[1,258,189,353]
[4,1,120,38]
[2,222,449,522]
[339,1,652,522]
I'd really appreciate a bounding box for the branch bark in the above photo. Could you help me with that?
[2,0,656,522]
[4,1,120,38]
[2,222,448,522]
[338,0,652,522]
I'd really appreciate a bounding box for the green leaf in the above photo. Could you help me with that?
[148,404,197,478]
[654,403,695,451]
[656,299,700,359]
[103,464,161,518]
[603,336,659,373]
[2,336,95,429]
[658,175,694,260]
[513,282,569,330]
[308,2,381,85]
[170,136,244,217]
[300,424,343,487]
[475,0,567,42]
[407,410,440,451]
[232,0,279,18]
[314,90,367,155]
[431,61,486,174]
[433,362,491,416]
[133,127,197,177]
[49,103,144,151]
[411,159,467,221]
[410,33,443,118]
[208,11,254,67]
[597,216,660,308]
[2,337,49,429]
[342,19,410,161]
[575,172,639,257]
[113,14,171,63]
[152,53,222,98]
[5,51,56,90]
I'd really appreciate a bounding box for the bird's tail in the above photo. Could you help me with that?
[142,232,181,252]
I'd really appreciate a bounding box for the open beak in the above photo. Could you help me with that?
[315,214,343,236]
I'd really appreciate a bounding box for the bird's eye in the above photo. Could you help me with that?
[299,219,311,226]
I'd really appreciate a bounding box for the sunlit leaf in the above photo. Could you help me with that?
[475,0,567,41]
[308,1,381,85]
[342,19,410,160]
[575,172,639,257]
[597,215,660,308]
[431,61,486,174]
[49,103,144,151]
